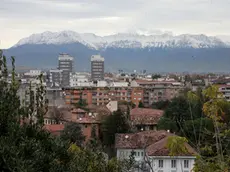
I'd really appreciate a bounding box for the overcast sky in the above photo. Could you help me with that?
[1,0,230,48]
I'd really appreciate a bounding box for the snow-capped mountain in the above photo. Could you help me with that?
[14,31,227,49]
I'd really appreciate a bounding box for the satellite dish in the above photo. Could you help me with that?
[125,135,129,139]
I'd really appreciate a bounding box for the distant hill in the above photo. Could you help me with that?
[3,31,230,73]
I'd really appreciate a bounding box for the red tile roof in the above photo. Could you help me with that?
[45,106,72,122]
[115,130,169,149]
[130,108,163,125]
[146,136,197,156]
[115,130,197,156]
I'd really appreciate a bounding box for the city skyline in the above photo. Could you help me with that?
[1,0,230,48]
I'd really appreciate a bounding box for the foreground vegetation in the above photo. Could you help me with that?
[0,50,136,172]
[156,87,230,171]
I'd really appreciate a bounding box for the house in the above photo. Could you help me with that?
[44,124,64,136]
[130,108,163,131]
[44,105,72,125]
[115,130,197,172]
[44,105,109,142]
[106,101,118,113]
[71,108,101,141]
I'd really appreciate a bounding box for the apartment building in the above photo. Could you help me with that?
[63,80,183,107]
[64,87,129,106]
[131,87,144,107]
[64,88,93,105]
[131,80,183,107]
[91,55,104,81]
[92,87,129,106]
[58,53,74,87]
[218,84,230,101]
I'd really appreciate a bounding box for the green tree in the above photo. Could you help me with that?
[0,50,68,172]
[138,101,144,108]
[86,124,102,152]
[74,91,87,109]
[166,136,189,156]
[152,100,170,110]
[152,74,161,80]
[160,96,191,132]
[197,85,230,171]
[102,109,131,156]
[60,122,85,147]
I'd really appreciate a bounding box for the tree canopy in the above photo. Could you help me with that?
[60,122,85,147]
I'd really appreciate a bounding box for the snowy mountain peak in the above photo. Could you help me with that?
[14,30,228,49]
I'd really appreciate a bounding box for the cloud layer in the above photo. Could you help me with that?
[1,0,230,48]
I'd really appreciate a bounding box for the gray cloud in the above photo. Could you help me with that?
[1,0,230,48]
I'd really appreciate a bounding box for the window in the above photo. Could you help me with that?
[171,160,176,168]
[119,151,124,158]
[137,152,140,156]
[150,125,154,130]
[158,160,163,168]
[141,152,144,156]
[184,160,189,168]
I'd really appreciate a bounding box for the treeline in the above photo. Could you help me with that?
[153,87,230,171]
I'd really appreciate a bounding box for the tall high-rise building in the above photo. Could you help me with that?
[58,53,74,87]
[91,55,104,81]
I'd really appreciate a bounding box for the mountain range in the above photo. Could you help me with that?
[3,31,230,73]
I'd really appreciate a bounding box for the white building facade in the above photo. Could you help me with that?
[115,131,196,172]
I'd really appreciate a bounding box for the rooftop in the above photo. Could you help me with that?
[91,55,104,61]
[130,108,163,125]
[115,130,197,156]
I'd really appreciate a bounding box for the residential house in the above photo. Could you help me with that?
[130,108,163,131]
[71,108,100,141]
[44,124,65,136]
[44,105,110,142]
[115,130,197,172]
